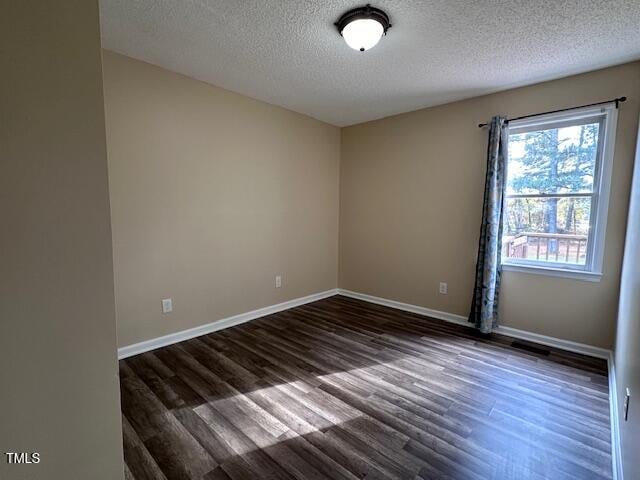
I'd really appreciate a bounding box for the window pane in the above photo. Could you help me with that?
[502,196,591,265]
[507,122,599,195]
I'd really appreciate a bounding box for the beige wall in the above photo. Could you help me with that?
[340,62,640,349]
[104,50,637,351]
[103,51,340,348]
[0,2,124,480]
[614,120,640,480]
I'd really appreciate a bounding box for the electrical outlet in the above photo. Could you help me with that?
[275,275,282,288]
[439,282,448,295]
[162,298,173,313]
[624,387,631,421]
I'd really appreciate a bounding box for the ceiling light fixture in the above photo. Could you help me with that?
[335,4,391,52]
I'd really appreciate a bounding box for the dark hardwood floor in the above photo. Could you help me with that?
[119,295,612,480]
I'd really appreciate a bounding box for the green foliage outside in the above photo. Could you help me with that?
[504,123,599,263]
[504,122,599,256]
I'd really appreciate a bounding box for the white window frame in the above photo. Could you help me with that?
[501,103,618,282]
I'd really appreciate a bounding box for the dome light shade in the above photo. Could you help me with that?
[342,19,384,51]
[335,5,391,52]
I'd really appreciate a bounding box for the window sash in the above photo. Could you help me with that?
[505,192,594,199]
[507,107,608,133]
[502,257,590,272]
[502,108,611,275]
[509,114,604,135]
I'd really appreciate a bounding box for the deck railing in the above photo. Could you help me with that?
[504,232,588,263]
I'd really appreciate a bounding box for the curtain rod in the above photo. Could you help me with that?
[477,96,627,128]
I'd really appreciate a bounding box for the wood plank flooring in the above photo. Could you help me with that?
[119,295,612,480]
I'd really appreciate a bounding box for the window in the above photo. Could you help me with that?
[501,104,617,281]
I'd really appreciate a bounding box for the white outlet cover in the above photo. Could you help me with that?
[439,282,448,294]
[162,298,173,313]
[275,275,282,288]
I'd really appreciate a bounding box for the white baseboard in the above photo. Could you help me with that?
[337,289,610,359]
[608,352,624,480]
[493,325,611,359]
[117,289,339,359]
[337,289,471,327]
[120,287,611,361]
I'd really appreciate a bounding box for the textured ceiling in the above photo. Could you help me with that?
[100,0,640,126]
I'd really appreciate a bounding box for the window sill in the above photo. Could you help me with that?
[501,263,602,282]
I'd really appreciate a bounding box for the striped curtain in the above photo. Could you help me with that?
[469,116,508,333]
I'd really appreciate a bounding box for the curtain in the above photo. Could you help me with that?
[469,116,508,333]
